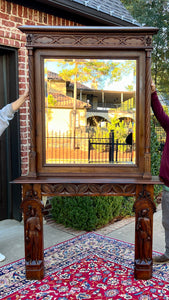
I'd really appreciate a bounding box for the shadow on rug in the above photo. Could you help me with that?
[0,233,169,299]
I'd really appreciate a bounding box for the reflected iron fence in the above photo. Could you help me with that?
[155,126,166,144]
[154,125,166,153]
[46,129,135,164]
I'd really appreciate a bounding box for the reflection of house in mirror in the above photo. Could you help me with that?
[46,71,91,134]
[87,90,135,127]
[46,70,135,132]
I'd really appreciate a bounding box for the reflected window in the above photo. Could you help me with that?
[44,59,136,165]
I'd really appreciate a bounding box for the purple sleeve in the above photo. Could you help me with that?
[0,104,15,136]
[151,91,169,132]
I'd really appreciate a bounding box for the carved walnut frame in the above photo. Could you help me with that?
[15,26,160,280]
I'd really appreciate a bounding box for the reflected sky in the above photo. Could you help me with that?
[44,59,136,92]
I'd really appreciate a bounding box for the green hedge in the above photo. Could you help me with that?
[51,196,134,231]
[150,118,163,198]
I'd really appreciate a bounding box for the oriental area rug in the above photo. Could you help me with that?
[1,233,169,300]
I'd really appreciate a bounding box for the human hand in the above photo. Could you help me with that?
[12,89,29,111]
[151,80,156,94]
[22,90,29,99]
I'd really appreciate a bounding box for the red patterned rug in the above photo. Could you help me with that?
[1,233,169,299]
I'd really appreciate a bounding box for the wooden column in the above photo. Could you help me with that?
[27,38,37,177]
[143,49,152,179]
[133,184,156,280]
[21,184,44,280]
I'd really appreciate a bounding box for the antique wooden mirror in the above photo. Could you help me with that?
[21,26,158,179]
[16,26,159,280]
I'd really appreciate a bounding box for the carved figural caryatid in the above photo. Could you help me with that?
[136,208,151,263]
[134,187,156,280]
[21,184,44,280]
[25,205,41,263]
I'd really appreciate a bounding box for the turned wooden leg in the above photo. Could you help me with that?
[133,185,156,280]
[21,184,44,280]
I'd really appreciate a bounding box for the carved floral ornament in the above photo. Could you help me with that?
[26,32,153,49]
[133,189,156,214]
[41,183,136,196]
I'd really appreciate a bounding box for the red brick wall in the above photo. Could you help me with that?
[0,0,80,175]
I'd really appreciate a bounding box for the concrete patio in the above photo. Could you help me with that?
[0,205,164,267]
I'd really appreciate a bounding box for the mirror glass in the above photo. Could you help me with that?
[44,58,136,165]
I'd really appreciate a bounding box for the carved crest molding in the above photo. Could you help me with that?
[26,33,153,49]
[19,26,158,50]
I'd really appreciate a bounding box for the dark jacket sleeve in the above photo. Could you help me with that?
[151,91,169,132]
